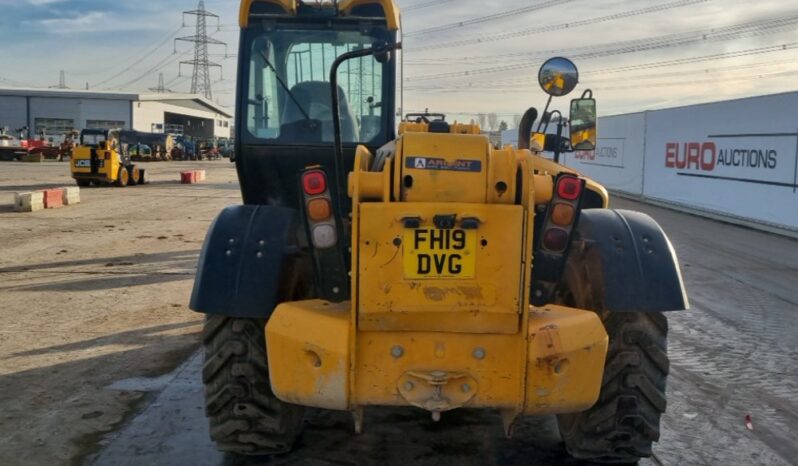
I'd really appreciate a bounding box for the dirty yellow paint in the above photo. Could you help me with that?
[267,301,606,413]
[358,202,524,334]
[266,119,609,418]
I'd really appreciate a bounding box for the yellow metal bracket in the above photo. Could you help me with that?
[397,371,478,419]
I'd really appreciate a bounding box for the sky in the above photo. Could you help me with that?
[1,0,797,126]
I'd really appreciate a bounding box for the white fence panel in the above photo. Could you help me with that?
[643,93,798,231]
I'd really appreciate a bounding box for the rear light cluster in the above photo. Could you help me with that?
[301,169,337,249]
[541,174,584,253]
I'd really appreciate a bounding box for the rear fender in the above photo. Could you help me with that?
[190,205,299,317]
[571,209,688,312]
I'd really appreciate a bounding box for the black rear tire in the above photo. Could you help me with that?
[75,179,91,187]
[203,316,305,455]
[556,247,669,464]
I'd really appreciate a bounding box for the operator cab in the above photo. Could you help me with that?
[80,129,119,151]
[236,0,398,207]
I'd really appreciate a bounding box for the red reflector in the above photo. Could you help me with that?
[105,151,112,160]
[543,228,569,252]
[303,171,327,195]
[557,176,582,201]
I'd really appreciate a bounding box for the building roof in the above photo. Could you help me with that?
[0,87,233,118]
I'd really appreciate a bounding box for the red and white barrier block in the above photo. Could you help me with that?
[13,186,80,212]
[181,170,207,184]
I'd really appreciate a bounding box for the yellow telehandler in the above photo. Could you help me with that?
[190,1,688,463]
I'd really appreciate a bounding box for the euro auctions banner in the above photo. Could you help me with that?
[643,92,798,231]
[565,113,646,196]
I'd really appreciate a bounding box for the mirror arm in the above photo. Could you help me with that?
[536,94,554,133]
[330,42,401,209]
[550,110,565,163]
[580,89,593,99]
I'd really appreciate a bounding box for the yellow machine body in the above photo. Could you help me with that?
[71,131,124,184]
[266,125,610,423]
[239,0,401,30]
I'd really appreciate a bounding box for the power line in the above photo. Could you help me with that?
[91,23,184,88]
[111,48,194,90]
[403,0,455,13]
[407,0,709,51]
[403,0,575,37]
[405,14,798,82]
[404,43,798,92]
[407,12,798,66]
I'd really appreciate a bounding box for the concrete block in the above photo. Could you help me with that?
[196,170,206,182]
[43,189,65,209]
[14,192,44,212]
[61,186,81,205]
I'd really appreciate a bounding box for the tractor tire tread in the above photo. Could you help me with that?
[558,311,668,464]
[203,315,304,456]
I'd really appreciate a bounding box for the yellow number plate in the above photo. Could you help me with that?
[403,228,476,279]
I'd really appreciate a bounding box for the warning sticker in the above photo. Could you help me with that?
[405,157,482,172]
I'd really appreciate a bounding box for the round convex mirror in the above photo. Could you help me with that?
[538,57,579,97]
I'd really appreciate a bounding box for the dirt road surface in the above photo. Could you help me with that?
[0,160,239,465]
[91,199,798,466]
[2,161,797,466]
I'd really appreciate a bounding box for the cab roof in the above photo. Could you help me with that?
[239,0,400,30]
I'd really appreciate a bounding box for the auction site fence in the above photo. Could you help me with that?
[562,91,798,237]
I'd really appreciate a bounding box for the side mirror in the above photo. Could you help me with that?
[98,141,107,150]
[538,57,579,97]
[569,97,597,151]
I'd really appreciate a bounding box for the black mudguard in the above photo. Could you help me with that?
[571,209,689,312]
[190,205,299,317]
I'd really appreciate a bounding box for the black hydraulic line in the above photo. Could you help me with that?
[518,107,539,150]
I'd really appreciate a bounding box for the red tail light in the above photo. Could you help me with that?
[557,176,582,201]
[543,228,569,252]
[303,171,327,195]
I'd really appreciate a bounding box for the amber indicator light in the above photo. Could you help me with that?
[307,198,332,222]
[551,203,575,226]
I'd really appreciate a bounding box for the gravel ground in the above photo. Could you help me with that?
[0,160,240,466]
[90,198,798,466]
[1,160,796,466]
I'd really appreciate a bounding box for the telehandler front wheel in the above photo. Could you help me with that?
[556,253,669,464]
[203,316,305,455]
[115,167,129,187]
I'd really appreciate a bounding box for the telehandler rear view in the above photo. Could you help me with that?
[190,1,688,463]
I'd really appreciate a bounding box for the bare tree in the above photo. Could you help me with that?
[499,121,508,132]
[477,113,487,130]
[513,114,521,129]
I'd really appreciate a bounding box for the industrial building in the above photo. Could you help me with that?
[0,87,233,139]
